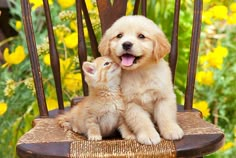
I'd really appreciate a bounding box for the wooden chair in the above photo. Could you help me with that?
[17,0,224,157]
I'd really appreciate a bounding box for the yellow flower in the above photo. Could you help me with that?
[210,5,228,20]
[206,45,228,69]
[46,98,58,111]
[213,45,228,58]
[196,71,214,86]
[86,0,94,10]
[37,42,49,55]
[220,142,234,151]
[55,30,66,44]
[57,0,75,9]
[43,54,51,66]
[59,10,76,21]
[4,79,16,97]
[64,73,82,92]
[83,28,89,39]
[227,13,236,25]
[0,102,8,115]
[70,20,77,31]
[199,54,209,69]
[230,2,236,12]
[203,0,211,3]
[193,101,210,118]
[86,0,98,15]
[24,78,35,93]
[3,46,26,67]
[60,58,75,76]
[64,32,78,49]
[54,25,71,44]
[199,54,208,65]
[202,11,213,24]
[44,55,75,76]
[200,45,228,70]
[207,52,224,69]
[29,0,53,10]
[126,1,134,15]
[15,21,22,31]
[46,98,70,111]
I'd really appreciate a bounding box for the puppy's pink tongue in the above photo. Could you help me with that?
[121,55,135,66]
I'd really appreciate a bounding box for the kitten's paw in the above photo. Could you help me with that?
[61,122,72,131]
[161,123,184,140]
[88,134,102,141]
[137,130,161,145]
[57,117,72,130]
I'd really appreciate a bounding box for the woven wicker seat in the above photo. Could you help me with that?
[17,0,224,157]
[17,108,223,157]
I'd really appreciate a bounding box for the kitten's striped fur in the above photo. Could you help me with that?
[57,56,134,140]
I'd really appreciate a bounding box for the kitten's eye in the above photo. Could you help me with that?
[104,62,111,66]
[138,34,145,39]
[116,33,123,38]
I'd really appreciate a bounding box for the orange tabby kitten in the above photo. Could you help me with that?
[57,56,134,140]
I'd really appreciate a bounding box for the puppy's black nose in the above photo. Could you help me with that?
[122,41,133,51]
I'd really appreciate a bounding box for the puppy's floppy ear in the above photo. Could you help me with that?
[98,31,110,56]
[153,32,171,61]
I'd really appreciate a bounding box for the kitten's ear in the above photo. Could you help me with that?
[82,62,96,76]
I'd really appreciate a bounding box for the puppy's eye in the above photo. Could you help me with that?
[116,33,123,38]
[138,34,145,39]
[104,62,111,66]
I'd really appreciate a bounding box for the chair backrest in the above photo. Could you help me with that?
[20,0,203,117]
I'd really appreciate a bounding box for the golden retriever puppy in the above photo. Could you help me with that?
[98,15,184,145]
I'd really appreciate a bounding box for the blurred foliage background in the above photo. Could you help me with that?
[0,0,235,157]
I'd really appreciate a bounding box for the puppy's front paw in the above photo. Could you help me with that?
[161,123,184,140]
[61,122,72,131]
[137,130,161,145]
[123,133,136,140]
[87,128,102,141]
[88,134,102,141]
[72,126,79,133]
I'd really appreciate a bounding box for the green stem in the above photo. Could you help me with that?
[0,36,17,47]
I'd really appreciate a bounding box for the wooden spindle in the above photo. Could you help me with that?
[43,0,64,110]
[184,0,203,110]
[141,0,146,16]
[169,0,181,84]
[76,0,88,96]
[97,0,127,34]
[21,0,48,117]
[81,0,100,58]
[133,0,140,15]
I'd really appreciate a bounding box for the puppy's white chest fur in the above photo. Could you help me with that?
[121,60,172,111]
